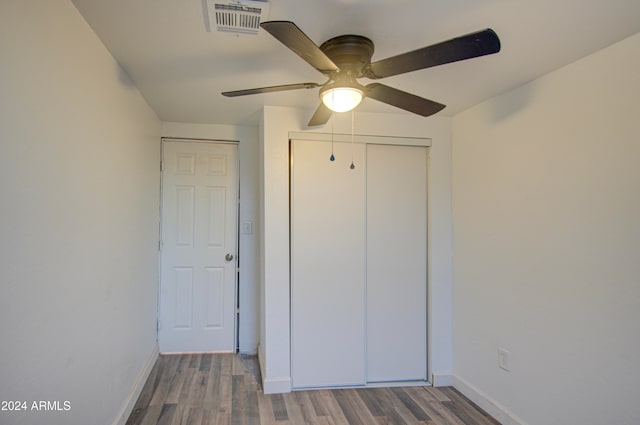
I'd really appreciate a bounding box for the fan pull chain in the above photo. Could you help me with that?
[349,110,355,170]
[330,109,335,162]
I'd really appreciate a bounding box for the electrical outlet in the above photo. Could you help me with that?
[498,348,511,371]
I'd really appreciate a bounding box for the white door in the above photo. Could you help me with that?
[290,139,366,388]
[366,144,427,382]
[159,140,238,353]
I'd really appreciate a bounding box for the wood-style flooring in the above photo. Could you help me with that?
[126,353,499,425]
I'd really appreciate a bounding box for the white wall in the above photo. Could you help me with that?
[259,106,454,393]
[0,2,161,425]
[161,122,260,354]
[452,32,640,424]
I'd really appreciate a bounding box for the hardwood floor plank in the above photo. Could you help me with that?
[178,368,199,405]
[404,388,465,425]
[333,389,372,425]
[439,387,500,425]
[256,394,278,425]
[315,391,351,425]
[188,353,202,370]
[214,404,232,425]
[355,388,386,417]
[311,416,338,425]
[344,389,381,424]
[187,371,208,409]
[126,406,148,425]
[165,367,190,404]
[200,354,213,372]
[149,356,180,407]
[308,390,332,417]
[443,387,497,421]
[391,387,432,422]
[239,354,262,387]
[135,356,165,406]
[176,354,189,373]
[269,393,289,422]
[368,388,410,425]
[204,354,221,411]
[125,354,499,425]
[138,405,163,425]
[245,375,261,425]
[185,407,204,425]
[282,391,307,424]
[215,354,234,425]
[156,403,177,425]
[423,387,451,403]
[294,390,319,423]
[231,374,246,425]
[442,400,485,425]
[168,404,185,425]
[202,407,216,425]
[232,353,246,375]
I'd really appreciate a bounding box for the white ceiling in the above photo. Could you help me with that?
[71,0,640,125]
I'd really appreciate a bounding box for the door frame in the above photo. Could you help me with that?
[158,137,241,352]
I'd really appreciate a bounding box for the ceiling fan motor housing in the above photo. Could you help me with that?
[319,35,374,78]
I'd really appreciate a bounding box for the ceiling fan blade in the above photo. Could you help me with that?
[364,29,501,79]
[222,82,320,97]
[260,21,339,74]
[307,103,333,126]
[365,83,445,117]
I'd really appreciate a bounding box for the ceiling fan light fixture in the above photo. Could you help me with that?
[321,85,363,113]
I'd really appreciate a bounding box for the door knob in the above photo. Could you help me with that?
[225,253,234,262]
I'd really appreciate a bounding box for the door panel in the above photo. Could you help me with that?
[366,144,428,382]
[207,187,226,246]
[290,139,366,388]
[175,186,195,246]
[174,267,193,328]
[159,141,238,353]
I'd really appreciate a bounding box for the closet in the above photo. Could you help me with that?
[290,135,428,389]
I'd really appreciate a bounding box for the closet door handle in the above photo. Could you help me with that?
[225,253,234,262]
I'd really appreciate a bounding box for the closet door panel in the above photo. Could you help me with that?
[366,144,428,382]
[291,139,366,388]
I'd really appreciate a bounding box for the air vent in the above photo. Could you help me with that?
[204,0,270,35]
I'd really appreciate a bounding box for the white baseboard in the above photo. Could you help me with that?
[431,371,453,387]
[263,376,293,394]
[257,343,292,394]
[257,343,266,388]
[453,375,526,425]
[111,345,159,425]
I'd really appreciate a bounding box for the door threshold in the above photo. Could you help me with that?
[292,380,432,391]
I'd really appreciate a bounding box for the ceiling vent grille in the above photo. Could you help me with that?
[205,0,270,35]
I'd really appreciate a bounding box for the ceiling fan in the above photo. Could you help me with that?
[222,21,501,126]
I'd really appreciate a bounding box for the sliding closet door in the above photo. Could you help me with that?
[366,144,428,382]
[291,139,366,388]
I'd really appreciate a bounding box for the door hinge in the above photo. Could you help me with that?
[157,320,161,331]
[160,160,164,172]
[158,240,163,251]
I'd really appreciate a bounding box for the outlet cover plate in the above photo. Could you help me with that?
[498,347,511,371]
